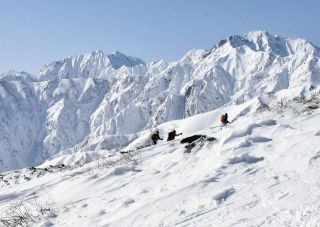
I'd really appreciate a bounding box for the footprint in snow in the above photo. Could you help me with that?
[43,221,54,226]
[201,176,219,187]
[243,167,260,175]
[309,151,320,166]
[213,188,236,205]
[228,154,264,165]
[99,209,107,215]
[47,212,58,218]
[234,136,272,149]
[234,139,252,149]
[280,124,295,130]
[112,166,142,175]
[123,198,135,207]
[140,189,149,194]
[249,136,272,143]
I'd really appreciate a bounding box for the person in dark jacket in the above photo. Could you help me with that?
[167,130,182,141]
[151,130,163,144]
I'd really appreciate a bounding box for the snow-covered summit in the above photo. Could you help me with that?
[216,31,319,59]
[0,70,34,82]
[36,50,145,80]
[107,51,145,69]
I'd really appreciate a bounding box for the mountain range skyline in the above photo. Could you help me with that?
[2,30,319,76]
[1,0,319,73]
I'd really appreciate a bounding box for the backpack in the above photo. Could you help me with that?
[151,133,158,140]
[220,114,225,123]
[167,131,175,141]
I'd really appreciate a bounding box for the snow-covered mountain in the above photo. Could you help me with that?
[36,50,145,81]
[0,87,320,226]
[0,31,320,172]
[0,70,34,82]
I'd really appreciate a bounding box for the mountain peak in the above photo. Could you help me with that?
[83,49,105,58]
[36,50,146,80]
[0,70,34,81]
[215,31,317,58]
[80,49,145,69]
[245,30,271,39]
[106,51,145,69]
[92,49,104,55]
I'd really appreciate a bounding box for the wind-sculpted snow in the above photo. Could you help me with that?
[0,31,320,171]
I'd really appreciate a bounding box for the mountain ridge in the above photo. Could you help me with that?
[0,31,319,172]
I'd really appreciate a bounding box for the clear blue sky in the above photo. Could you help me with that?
[0,0,319,73]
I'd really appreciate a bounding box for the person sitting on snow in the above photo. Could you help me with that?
[167,129,182,141]
[151,130,163,145]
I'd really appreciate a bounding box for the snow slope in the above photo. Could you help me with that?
[0,86,320,226]
[0,31,320,173]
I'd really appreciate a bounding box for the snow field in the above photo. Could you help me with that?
[1,91,320,226]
